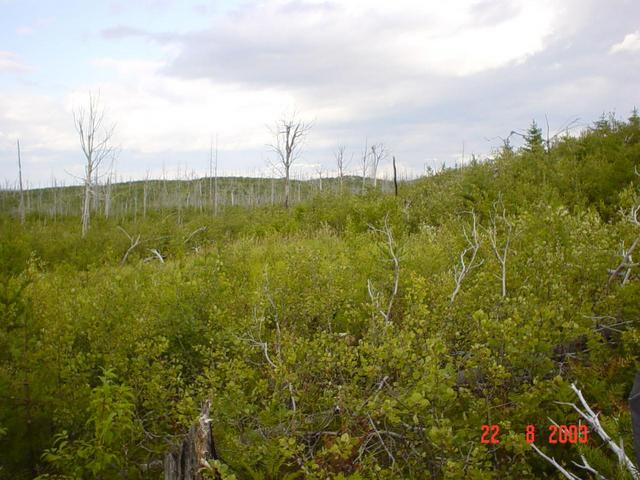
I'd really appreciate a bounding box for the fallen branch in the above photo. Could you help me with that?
[148,249,165,263]
[118,226,141,266]
[184,226,207,245]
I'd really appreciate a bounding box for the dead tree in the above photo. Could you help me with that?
[143,171,149,219]
[164,400,218,480]
[486,199,513,297]
[104,172,113,219]
[209,135,219,215]
[631,372,640,470]
[241,279,298,414]
[533,383,639,479]
[17,139,25,224]
[450,210,483,304]
[335,145,348,194]
[73,92,115,237]
[608,203,640,287]
[360,139,368,194]
[367,214,401,325]
[392,156,398,197]
[268,114,312,208]
[118,226,141,266]
[369,143,387,188]
[320,165,327,192]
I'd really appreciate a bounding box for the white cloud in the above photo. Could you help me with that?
[2,0,639,184]
[0,51,31,73]
[161,0,562,86]
[610,31,640,54]
[74,58,299,154]
[0,93,75,151]
[15,17,54,35]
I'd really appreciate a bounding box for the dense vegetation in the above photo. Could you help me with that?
[1,112,640,479]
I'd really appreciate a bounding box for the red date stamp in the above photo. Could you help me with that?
[481,424,588,444]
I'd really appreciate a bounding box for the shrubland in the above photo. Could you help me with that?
[1,112,640,478]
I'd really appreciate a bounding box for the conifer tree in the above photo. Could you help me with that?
[523,120,544,154]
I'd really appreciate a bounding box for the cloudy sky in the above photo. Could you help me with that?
[1,0,639,185]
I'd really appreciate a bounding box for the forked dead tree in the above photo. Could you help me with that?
[118,226,141,266]
[369,143,387,187]
[268,114,312,208]
[450,210,483,304]
[73,92,115,237]
[367,214,401,325]
[335,145,349,194]
[486,199,513,297]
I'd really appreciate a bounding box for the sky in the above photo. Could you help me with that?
[0,0,639,186]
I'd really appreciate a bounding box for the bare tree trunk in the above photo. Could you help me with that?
[450,210,484,303]
[361,139,368,194]
[82,164,92,237]
[74,92,114,237]
[143,174,149,219]
[271,178,275,205]
[486,200,512,297]
[392,156,398,197]
[370,143,386,188]
[104,174,112,219]
[214,138,219,216]
[268,114,311,208]
[17,139,25,224]
[209,137,214,211]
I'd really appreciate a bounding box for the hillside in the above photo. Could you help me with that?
[1,112,640,479]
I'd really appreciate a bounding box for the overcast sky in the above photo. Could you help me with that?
[1,0,639,185]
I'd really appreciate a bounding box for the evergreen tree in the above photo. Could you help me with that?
[523,120,544,154]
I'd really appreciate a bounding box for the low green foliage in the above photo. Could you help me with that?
[1,112,640,478]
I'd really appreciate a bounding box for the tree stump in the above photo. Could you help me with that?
[164,400,218,480]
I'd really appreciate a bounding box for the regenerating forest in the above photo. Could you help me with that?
[2,111,640,479]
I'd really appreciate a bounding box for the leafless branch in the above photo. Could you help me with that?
[555,383,639,479]
[530,443,583,480]
[485,198,512,297]
[118,226,141,266]
[369,143,387,187]
[367,214,401,324]
[450,210,484,303]
[267,113,312,208]
[183,226,207,245]
[148,249,165,264]
[73,91,115,237]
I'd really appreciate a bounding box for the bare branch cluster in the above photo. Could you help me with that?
[367,214,401,325]
[267,114,312,208]
[533,383,639,479]
[485,198,513,297]
[450,209,484,303]
[240,278,298,413]
[74,92,116,237]
[607,171,640,287]
[369,143,387,187]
